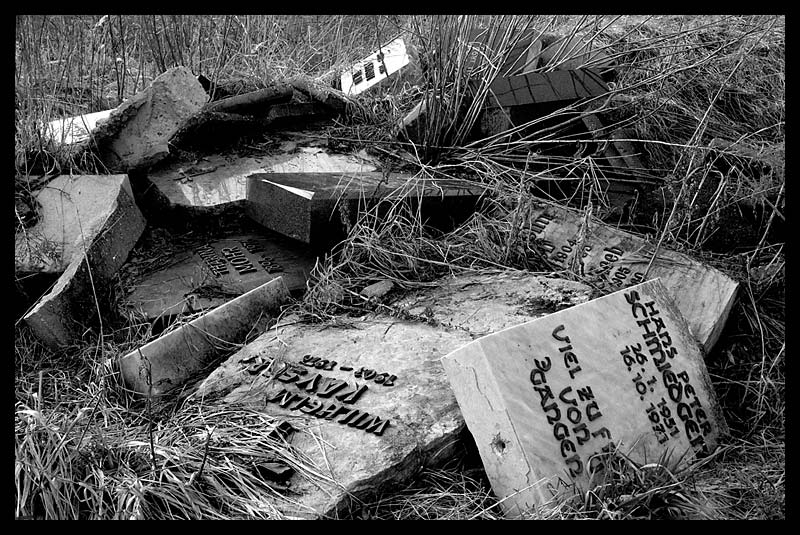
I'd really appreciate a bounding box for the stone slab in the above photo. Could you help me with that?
[521,200,739,353]
[119,277,291,396]
[538,33,615,74]
[146,145,379,214]
[93,66,208,172]
[246,172,485,245]
[22,176,147,348]
[441,278,728,518]
[124,233,316,320]
[340,37,410,96]
[15,174,144,275]
[192,271,594,518]
[485,69,608,110]
[44,108,114,146]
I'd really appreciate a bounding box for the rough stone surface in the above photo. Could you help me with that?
[146,142,379,215]
[119,277,291,396]
[93,66,208,171]
[246,172,484,246]
[441,278,728,518]
[123,233,315,320]
[192,272,593,518]
[15,174,144,275]
[22,175,146,348]
[520,200,739,353]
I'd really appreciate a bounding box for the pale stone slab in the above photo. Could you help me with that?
[146,146,378,213]
[123,234,315,320]
[118,277,291,396]
[21,175,146,348]
[93,66,209,171]
[441,278,728,518]
[340,37,410,96]
[44,108,114,146]
[15,174,143,275]
[521,200,738,353]
[191,272,593,518]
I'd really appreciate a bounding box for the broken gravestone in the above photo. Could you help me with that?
[119,277,291,396]
[123,233,316,320]
[441,278,728,518]
[519,200,739,353]
[246,172,485,248]
[92,66,208,172]
[144,142,379,217]
[19,175,146,348]
[190,272,594,518]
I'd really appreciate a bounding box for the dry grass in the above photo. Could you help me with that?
[15,15,784,520]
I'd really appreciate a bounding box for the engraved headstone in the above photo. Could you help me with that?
[441,278,728,518]
[124,234,315,320]
[246,172,484,246]
[192,272,594,518]
[340,37,410,96]
[520,200,739,353]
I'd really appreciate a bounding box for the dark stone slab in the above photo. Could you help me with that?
[246,172,486,248]
[486,69,608,109]
[124,233,316,320]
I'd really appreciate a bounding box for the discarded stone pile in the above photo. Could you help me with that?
[17,30,741,519]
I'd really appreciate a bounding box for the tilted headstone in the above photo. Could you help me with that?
[441,278,728,518]
[517,200,739,353]
[246,172,484,246]
[124,233,315,320]
[192,272,594,518]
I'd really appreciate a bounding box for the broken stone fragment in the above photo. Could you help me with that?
[288,75,355,115]
[204,83,294,115]
[44,108,115,147]
[118,277,291,396]
[21,175,146,348]
[360,280,394,299]
[441,278,728,518]
[92,66,208,172]
[245,172,485,249]
[192,271,594,518]
[15,174,143,276]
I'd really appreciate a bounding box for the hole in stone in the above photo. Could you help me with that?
[490,433,508,456]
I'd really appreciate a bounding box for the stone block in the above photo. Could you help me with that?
[486,69,608,110]
[123,234,315,320]
[441,278,728,518]
[519,200,739,353]
[93,66,208,172]
[192,271,594,518]
[538,33,615,75]
[118,276,291,396]
[245,172,485,246]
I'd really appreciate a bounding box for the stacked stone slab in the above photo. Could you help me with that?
[18,174,146,348]
[441,279,728,517]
